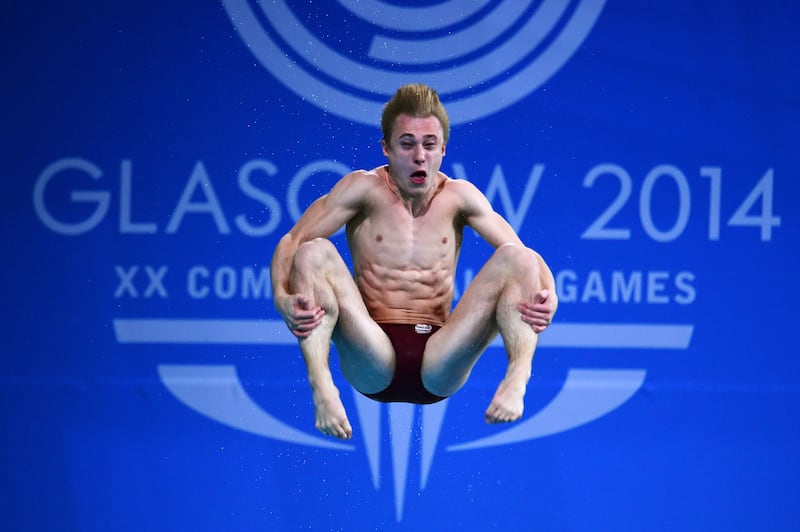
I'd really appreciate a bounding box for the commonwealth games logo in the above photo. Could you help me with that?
[221,0,607,125]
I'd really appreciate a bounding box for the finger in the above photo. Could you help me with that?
[293,297,325,320]
[518,301,550,314]
[292,308,326,326]
[292,303,317,318]
[521,307,554,327]
[294,313,323,326]
[534,289,550,304]
[287,316,324,337]
[292,319,322,334]
[519,312,551,332]
[296,295,311,310]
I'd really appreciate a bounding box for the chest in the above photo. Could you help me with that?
[348,193,462,265]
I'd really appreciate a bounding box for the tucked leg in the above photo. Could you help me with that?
[289,239,394,439]
[421,243,541,423]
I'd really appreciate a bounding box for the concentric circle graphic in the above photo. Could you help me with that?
[222,0,606,126]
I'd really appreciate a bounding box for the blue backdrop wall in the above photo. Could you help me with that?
[3,1,799,530]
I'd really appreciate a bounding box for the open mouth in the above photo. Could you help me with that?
[410,170,427,184]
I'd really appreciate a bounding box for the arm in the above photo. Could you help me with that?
[456,180,558,332]
[270,171,366,335]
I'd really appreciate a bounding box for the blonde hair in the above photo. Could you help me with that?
[381,84,450,145]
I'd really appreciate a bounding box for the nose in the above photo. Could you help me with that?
[414,144,425,163]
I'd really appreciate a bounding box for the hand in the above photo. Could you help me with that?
[278,294,326,338]
[517,289,557,333]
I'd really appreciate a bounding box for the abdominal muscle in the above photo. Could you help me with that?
[356,261,454,325]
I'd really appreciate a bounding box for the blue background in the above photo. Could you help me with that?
[2,1,799,530]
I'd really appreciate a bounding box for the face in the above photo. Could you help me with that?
[381,114,446,197]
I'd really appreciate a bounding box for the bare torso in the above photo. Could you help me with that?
[346,166,463,325]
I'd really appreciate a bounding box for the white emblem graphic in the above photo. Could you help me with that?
[114,318,693,520]
[414,323,433,334]
[221,0,607,125]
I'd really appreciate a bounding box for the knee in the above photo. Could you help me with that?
[494,243,541,276]
[293,238,338,270]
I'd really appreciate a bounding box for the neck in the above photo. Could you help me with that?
[383,165,442,216]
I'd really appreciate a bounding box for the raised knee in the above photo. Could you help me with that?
[294,238,337,269]
[494,243,540,274]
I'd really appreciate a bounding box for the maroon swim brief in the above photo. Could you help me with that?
[362,323,447,405]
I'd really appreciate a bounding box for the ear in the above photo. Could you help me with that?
[441,143,447,157]
[381,138,390,157]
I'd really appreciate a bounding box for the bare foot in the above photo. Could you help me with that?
[485,377,526,424]
[312,385,353,439]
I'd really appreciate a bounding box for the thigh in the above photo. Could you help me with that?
[330,276,397,394]
[425,242,538,363]
[424,284,500,367]
[293,239,397,393]
[421,257,507,390]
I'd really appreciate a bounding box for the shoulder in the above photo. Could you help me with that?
[442,174,481,195]
[336,167,391,194]
[441,174,492,214]
[328,168,383,204]
[337,168,378,187]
